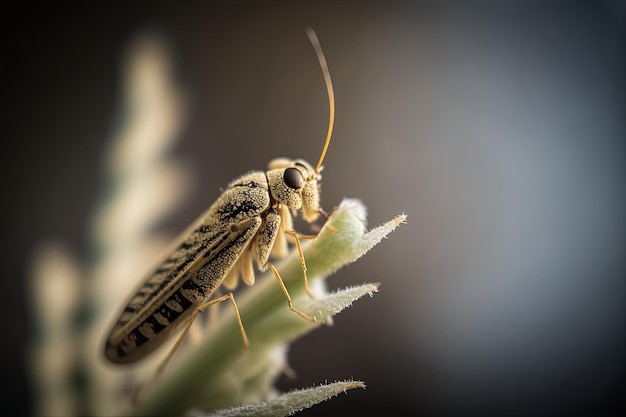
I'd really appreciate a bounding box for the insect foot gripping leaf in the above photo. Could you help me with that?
[135,199,407,417]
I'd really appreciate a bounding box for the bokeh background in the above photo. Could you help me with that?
[2,1,624,416]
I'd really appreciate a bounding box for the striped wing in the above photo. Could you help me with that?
[104,215,262,363]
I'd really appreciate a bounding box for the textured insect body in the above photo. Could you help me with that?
[104,28,335,365]
[105,159,322,363]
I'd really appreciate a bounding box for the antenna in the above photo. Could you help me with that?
[306,28,335,174]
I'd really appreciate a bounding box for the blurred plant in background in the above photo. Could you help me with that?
[29,32,405,416]
[30,31,191,416]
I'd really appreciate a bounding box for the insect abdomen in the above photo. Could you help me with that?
[106,288,196,363]
[106,206,266,363]
[105,172,270,364]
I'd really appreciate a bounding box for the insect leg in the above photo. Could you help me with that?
[268,263,316,322]
[284,230,317,299]
[133,292,248,404]
[157,294,248,376]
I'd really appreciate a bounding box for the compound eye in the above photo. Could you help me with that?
[284,167,304,189]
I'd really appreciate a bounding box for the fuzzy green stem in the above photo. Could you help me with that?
[134,199,406,416]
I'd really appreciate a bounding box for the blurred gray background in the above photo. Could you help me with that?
[2,1,624,415]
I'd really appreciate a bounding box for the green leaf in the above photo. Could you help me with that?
[197,380,366,417]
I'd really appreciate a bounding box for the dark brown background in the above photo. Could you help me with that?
[2,1,624,415]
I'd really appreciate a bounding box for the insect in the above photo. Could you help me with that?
[104,28,335,365]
